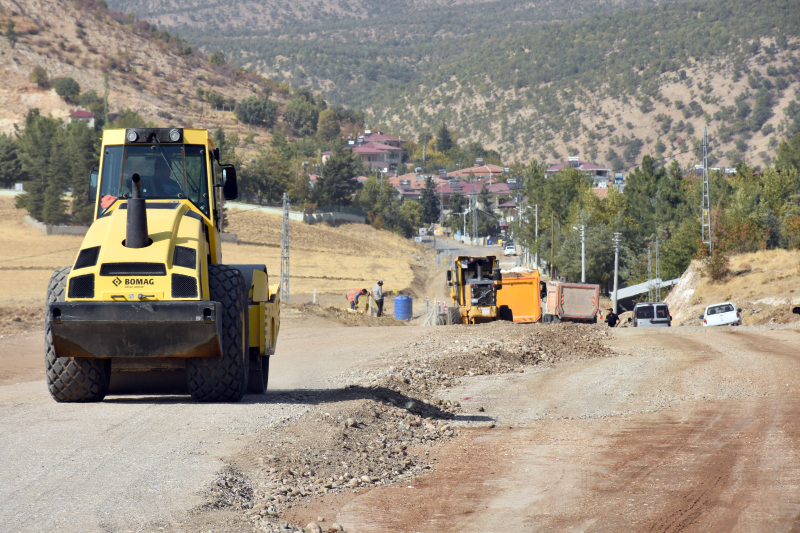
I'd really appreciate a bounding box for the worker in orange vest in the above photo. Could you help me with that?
[346,288,368,310]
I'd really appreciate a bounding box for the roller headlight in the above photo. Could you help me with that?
[169,129,181,142]
[126,130,138,142]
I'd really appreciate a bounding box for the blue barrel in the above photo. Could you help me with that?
[394,296,413,320]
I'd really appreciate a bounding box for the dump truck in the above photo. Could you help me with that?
[45,128,280,402]
[496,269,542,323]
[541,280,599,323]
[446,256,502,324]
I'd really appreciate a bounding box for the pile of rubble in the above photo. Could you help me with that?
[209,321,613,532]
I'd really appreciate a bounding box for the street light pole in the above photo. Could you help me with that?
[612,232,621,314]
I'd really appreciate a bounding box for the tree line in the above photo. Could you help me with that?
[511,133,800,292]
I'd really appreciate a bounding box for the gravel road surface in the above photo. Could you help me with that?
[1,319,798,533]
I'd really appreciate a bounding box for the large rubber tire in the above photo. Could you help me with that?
[45,266,111,402]
[187,265,249,402]
[247,353,270,394]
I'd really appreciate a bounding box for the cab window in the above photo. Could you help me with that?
[99,144,209,217]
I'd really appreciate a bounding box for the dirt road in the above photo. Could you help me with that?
[1,321,799,532]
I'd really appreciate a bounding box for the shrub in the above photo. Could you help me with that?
[53,77,81,104]
[234,96,278,127]
[30,66,49,88]
[705,251,730,281]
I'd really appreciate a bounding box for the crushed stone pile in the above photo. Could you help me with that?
[209,321,612,533]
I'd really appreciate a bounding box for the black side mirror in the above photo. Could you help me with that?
[221,165,238,200]
[698,315,704,319]
[737,308,743,313]
[793,306,800,315]
[88,166,99,203]
[446,270,453,287]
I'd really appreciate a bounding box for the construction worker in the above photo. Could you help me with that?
[346,288,368,310]
[605,308,619,328]
[371,280,384,317]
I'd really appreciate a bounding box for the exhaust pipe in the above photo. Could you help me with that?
[126,173,149,248]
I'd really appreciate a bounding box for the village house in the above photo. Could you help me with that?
[68,110,95,129]
[546,156,611,187]
[343,130,409,173]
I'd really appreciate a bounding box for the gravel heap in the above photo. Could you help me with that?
[207,321,613,533]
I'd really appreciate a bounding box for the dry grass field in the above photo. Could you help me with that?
[0,197,428,333]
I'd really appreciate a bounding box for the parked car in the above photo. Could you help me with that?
[503,243,516,256]
[700,302,742,326]
[632,302,672,327]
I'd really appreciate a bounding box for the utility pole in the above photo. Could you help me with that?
[612,233,621,314]
[534,204,539,270]
[279,192,290,305]
[471,183,478,245]
[580,225,586,283]
[701,127,712,256]
[655,234,661,301]
[550,212,555,280]
[647,247,653,301]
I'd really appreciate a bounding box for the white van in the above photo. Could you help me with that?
[700,302,742,326]
[632,302,672,327]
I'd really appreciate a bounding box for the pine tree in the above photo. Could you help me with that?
[435,122,454,153]
[419,176,440,223]
[311,150,363,206]
[0,133,23,189]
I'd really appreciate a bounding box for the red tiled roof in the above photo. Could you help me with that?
[347,141,403,154]
[69,110,95,118]
[446,164,505,178]
[592,187,608,200]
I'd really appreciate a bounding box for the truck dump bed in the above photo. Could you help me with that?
[544,281,599,322]
[496,271,541,322]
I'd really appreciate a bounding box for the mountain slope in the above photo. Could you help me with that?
[110,0,800,168]
[0,0,283,141]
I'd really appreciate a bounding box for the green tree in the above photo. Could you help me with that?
[234,96,278,127]
[400,200,424,229]
[53,77,81,105]
[78,90,106,126]
[478,182,492,211]
[284,97,319,136]
[5,20,16,48]
[108,108,152,129]
[0,133,23,189]
[30,66,49,88]
[209,51,226,67]
[64,122,100,224]
[317,108,341,142]
[15,110,66,224]
[312,149,363,206]
[776,133,800,171]
[419,176,440,223]
[242,147,293,204]
[435,122,454,153]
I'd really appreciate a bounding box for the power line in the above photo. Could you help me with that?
[0,247,78,264]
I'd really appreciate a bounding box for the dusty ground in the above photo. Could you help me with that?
[2,315,799,532]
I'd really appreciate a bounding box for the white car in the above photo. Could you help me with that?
[700,302,742,326]
[503,243,516,256]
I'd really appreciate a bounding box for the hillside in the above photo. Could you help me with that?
[0,0,286,145]
[666,249,800,326]
[112,0,800,168]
